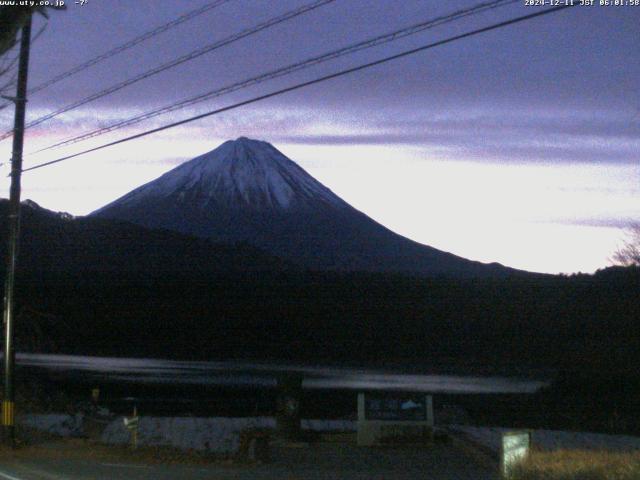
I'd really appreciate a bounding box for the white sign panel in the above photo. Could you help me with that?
[501,431,530,477]
[357,393,433,446]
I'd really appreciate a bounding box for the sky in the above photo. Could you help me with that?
[0,0,638,274]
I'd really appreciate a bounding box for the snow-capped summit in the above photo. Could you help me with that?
[92,138,516,277]
[98,137,345,214]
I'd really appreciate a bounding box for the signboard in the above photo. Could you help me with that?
[357,393,433,446]
[365,395,428,422]
[501,431,530,477]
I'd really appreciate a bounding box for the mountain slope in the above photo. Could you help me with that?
[0,199,291,284]
[92,137,518,278]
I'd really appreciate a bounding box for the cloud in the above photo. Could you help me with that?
[258,107,640,165]
[547,217,638,229]
[18,98,639,170]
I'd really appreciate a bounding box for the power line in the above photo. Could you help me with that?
[0,0,335,141]
[0,52,19,77]
[22,4,576,174]
[34,0,519,153]
[27,0,232,96]
[0,3,229,113]
[1,22,47,75]
[0,23,48,111]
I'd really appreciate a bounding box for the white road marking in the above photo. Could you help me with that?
[0,469,24,480]
[1,464,69,480]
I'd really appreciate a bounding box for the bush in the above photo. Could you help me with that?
[511,450,640,480]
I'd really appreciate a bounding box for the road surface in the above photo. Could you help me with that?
[0,439,497,479]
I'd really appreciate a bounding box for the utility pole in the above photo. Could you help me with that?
[2,14,32,447]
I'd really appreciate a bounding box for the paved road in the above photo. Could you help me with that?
[0,441,497,479]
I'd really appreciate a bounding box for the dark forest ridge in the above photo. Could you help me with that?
[0,198,638,371]
[0,198,291,283]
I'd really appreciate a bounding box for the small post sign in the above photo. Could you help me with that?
[501,431,530,477]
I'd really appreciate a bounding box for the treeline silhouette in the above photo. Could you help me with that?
[2,200,639,373]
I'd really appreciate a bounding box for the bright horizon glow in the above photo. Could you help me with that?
[2,133,637,275]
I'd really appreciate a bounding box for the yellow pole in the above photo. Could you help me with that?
[132,405,138,449]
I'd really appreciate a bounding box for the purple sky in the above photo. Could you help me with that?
[0,0,638,273]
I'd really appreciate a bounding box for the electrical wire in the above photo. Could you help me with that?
[21,4,577,174]
[27,0,232,96]
[35,0,519,153]
[0,0,335,141]
[0,23,48,111]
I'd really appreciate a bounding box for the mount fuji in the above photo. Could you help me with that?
[92,137,515,277]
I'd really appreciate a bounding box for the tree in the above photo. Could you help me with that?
[612,223,640,266]
[0,5,64,108]
[0,5,64,56]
